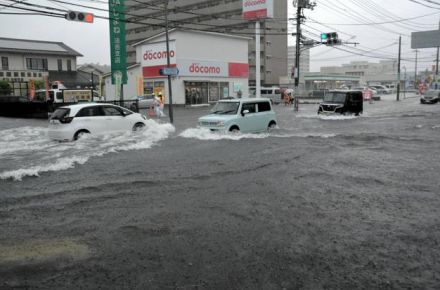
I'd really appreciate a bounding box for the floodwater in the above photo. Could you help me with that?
[1,95,440,289]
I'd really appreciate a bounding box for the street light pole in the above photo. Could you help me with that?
[164,0,174,124]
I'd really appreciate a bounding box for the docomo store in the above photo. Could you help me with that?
[133,29,250,105]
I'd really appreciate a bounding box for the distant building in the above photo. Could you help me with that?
[0,37,90,95]
[280,46,310,87]
[124,0,287,87]
[320,60,398,85]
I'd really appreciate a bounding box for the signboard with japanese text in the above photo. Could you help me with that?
[411,30,440,49]
[242,0,274,20]
[109,0,127,84]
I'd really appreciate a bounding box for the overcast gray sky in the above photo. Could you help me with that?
[0,0,439,73]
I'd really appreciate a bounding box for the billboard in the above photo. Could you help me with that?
[243,0,274,20]
[411,30,440,49]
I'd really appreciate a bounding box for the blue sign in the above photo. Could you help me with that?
[160,67,179,76]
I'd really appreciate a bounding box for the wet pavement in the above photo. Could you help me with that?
[1,94,440,289]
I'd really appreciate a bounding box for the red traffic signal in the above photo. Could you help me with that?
[65,11,94,23]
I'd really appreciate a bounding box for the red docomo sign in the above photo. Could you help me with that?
[189,63,221,75]
[143,50,175,61]
[244,0,266,7]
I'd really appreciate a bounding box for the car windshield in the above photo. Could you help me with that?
[50,108,70,120]
[210,102,240,115]
[323,92,347,103]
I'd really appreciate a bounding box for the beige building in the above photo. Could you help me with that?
[320,60,398,85]
[124,0,287,87]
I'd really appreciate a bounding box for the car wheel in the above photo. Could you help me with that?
[229,126,240,133]
[133,122,145,132]
[74,130,90,141]
[268,121,277,131]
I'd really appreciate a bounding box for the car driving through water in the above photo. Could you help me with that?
[318,90,363,116]
[48,103,147,141]
[197,98,277,133]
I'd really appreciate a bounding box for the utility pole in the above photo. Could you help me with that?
[397,36,401,101]
[293,0,315,112]
[294,3,301,112]
[164,0,174,124]
[255,21,261,98]
[414,49,418,86]
[436,20,439,89]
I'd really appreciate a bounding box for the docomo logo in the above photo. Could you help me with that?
[244,0,266,7]
[143,50,175,61]
[189,63,221,74]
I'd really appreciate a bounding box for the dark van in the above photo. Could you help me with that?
[318,90,363,116]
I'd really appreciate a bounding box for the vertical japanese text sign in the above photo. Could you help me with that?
[109,0,127,84]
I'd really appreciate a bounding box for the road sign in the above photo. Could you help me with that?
[411,30,440,49]
[160,67,179,76]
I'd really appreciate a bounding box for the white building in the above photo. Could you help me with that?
[104,29,250,105]
[279,46,310,88]
[320,60,398,85]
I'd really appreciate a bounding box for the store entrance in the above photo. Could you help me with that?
[184,81,229,105]
[144,80,165,97]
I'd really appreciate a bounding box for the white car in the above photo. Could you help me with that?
[48,103,147,141]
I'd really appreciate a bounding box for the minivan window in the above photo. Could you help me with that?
[324,92,346,103]
[242,103,256,114]
[76,106,104,117]
[258,102,271,112]
[261,90,269,94]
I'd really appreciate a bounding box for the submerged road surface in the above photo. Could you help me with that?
[1,95,440,289]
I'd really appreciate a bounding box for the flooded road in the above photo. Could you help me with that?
[1,96,440,289]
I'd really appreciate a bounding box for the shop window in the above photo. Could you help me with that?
[58,59,63,71]
[67,60,72,71]
[184,81,209,105]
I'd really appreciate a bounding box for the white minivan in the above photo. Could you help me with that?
[249,87,282,104]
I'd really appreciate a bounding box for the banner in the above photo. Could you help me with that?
[109,0,127,84]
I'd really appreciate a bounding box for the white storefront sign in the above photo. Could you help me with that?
[178,59,228,77]
[242,0,274,20]
[141,40,176,67]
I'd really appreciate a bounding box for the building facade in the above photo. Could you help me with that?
[0,37,83,95]
[287,45,310,77]
[104,30,249,105]
[320,60,398,85]
[124,0,287,87]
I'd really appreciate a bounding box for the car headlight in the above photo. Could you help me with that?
[141,115,147,120]
[217,121,225,127]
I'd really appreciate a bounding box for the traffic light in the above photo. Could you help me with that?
[65,11,94,23]
[321,32,340,46]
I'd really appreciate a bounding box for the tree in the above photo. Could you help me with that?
[0,81,11,96]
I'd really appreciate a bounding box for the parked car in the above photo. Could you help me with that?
[48,103,147,141]
[420,90,440,104]
[197,98,277,133]
[318,90,363,116]
[352,87,380,101]
[369,85,392,94]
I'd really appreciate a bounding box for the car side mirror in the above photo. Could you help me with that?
[242,109,249,116]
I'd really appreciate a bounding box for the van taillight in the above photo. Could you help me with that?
[60,117,74,124]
